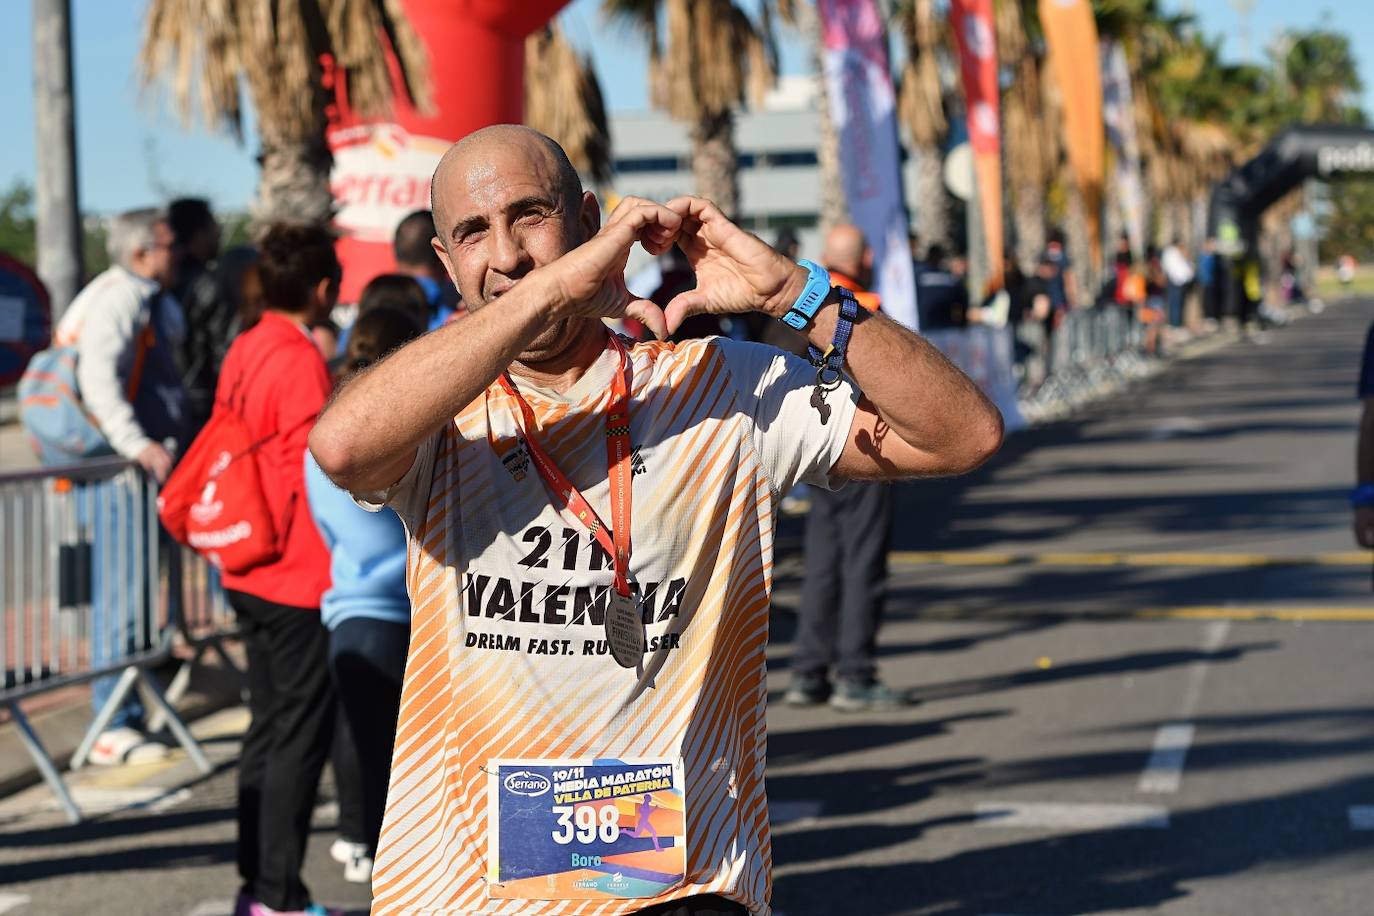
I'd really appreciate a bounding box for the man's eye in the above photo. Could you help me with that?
[520,210,546,223]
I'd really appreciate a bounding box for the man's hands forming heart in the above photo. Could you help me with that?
[543,195,808,339]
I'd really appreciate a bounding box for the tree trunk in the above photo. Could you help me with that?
[252,104,333,226]
[32,0,83,318]
[913,142,950,251]
[1064,181,1095,304]
[802,0,847,234]
[691,109,739,220]
[1011,180,1046,271]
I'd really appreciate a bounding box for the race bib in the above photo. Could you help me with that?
[486,757,687,900]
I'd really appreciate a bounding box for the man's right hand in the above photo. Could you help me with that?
[540,196,684,340]
[1355,506,1374,548]
[136,442,174,483]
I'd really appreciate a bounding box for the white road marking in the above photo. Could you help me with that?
[1179,621,1231,718]
[40,786,191,816]
[976,802,1169,831]
[0,894,29,914]
[770,800,823,825]
[185,900,234,916]
[1138,723,1196,794]
[1347,806,1374,830]
[1136,621,1229,796]
[1143,416,1207,440]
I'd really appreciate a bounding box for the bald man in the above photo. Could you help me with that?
[312,125,1001,916]
[784,225,899,712]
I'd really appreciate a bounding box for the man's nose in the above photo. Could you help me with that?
[488,223,528,275]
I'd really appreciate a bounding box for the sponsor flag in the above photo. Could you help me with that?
[1039,0,1105,266]
[818,0,920,330]
[327,0,569,303]
[1101,41,1146,262]
[949,0,1004,290]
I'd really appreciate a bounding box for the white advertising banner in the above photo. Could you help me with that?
[1101,41,1147,261]
[818,0,919,330]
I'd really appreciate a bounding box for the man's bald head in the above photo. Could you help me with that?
[430,125,583,238]
[823,224,868,278]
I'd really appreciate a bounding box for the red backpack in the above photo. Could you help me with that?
[158,387,281,574]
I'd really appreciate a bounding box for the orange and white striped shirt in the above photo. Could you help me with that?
[367,335,858,915]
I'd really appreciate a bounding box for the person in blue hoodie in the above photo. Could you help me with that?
[304,305,423,882]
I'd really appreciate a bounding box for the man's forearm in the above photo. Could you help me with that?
[762,266,1000,472]
[310,278,553,492]
[816,304,1000,466]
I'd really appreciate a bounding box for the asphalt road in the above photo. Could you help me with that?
[2,300,1372,916]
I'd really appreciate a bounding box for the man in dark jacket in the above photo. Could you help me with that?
[169,198,234,432]
[784,224,905,712]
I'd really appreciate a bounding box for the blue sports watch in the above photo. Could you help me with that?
[781,259,832,331]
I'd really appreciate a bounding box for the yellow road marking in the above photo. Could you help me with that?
[87,756,183,788]
[889,551,1372,568]
[1138,607,1374,622]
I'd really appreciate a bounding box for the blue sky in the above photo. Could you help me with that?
[0,0,1368,213]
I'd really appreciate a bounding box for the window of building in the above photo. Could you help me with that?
[613,156,683,174]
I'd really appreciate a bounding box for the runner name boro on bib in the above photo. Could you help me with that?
[486,758,687,900]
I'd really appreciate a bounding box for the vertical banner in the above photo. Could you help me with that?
[327,0,570,303]
[949,0,1004,290]
[818,0,919,330]
[1101,41,1146,262]
[1039,0,1105,267]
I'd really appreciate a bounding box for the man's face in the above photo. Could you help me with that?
[432,148,592,314]
[137,221,179,288]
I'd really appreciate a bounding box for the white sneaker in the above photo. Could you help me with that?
[343,849,374,884]
[87,726,168,766]
[329,838,367,864]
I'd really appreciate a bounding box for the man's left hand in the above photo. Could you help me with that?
[661,197,808,334]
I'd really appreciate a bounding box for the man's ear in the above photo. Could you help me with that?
[578,190,601,243]
[432,237,460,288]
[314,276,337,316]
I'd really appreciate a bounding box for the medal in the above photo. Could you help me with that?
[497,333,642,670]
[605,591,645,668]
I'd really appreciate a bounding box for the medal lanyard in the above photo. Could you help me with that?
[496,335,634,598]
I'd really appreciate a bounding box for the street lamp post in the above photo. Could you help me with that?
[32,0,84,321]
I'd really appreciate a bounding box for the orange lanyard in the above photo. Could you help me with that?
[495,336,634,598]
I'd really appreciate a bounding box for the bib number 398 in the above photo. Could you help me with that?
[551,804,621,844]
[486,757,687,900]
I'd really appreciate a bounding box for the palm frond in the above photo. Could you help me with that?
[525,23,613,186]
[139,0,431,144]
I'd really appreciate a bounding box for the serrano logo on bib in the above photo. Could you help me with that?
[504,771,552,797]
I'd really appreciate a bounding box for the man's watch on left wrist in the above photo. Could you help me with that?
[780,260,831,330]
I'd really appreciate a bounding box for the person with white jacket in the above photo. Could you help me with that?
[53,208,191,765]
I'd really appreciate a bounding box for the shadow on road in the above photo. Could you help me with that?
[773,772,1374,915]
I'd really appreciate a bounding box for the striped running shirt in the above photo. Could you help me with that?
[365,335,858,915]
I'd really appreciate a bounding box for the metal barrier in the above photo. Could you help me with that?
[0,458,232,822]
[1023,305,1152,418]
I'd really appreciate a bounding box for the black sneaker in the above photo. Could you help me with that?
[828,679,909,712]
[783,673,831,706]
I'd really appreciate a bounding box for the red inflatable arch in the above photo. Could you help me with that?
[327,0,569,303]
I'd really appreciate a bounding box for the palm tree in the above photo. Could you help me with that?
[139,0,431,225]
[894,0,952,251]
[995,0,1059,269]
[525,22,613,188]
[602,0,777,218]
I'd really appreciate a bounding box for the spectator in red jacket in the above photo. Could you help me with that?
[214,222,342,916]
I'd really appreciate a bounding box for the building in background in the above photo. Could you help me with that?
[609,77,927,270]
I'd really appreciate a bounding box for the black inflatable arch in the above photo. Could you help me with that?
[1208,124,1374,256]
